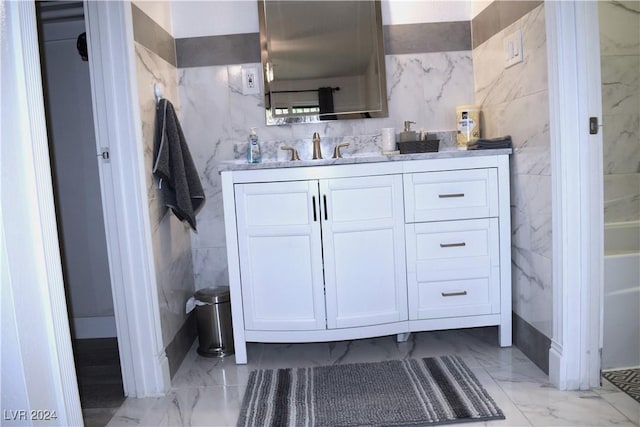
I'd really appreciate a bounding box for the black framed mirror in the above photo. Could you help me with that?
[258,0,388,125]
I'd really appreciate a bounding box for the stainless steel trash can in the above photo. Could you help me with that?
[194,286,234,357]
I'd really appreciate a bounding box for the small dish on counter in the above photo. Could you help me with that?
[397,139,439,154]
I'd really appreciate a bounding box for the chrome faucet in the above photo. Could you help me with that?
[312,132,323,159]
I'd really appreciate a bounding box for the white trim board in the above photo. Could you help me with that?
[84,0,170,397]
[545,0,604,390]
[2,2,83,424]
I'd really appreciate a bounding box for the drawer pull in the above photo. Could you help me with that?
[442,291,468,297]
[438,193,465,198]
[323,195,328,220]
[440,242,466,248]
[312,196,317,222]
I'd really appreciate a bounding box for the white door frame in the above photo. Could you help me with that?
[2,2,83,424]
[545,0,604,390]
[6,2,170,417]
[83,0,170,397]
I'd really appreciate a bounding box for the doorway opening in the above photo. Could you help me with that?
[35,1,125,423]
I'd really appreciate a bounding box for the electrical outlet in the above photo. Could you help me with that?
[241,67,260,95]
[503,30,523,68]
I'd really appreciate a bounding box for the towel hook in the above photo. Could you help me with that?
[154,83,163,104]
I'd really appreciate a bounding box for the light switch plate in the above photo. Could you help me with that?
[503,30,523,68]
[241,66,260,95]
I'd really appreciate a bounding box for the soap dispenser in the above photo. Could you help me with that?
[246,127,261,163]
[399,120,418,142]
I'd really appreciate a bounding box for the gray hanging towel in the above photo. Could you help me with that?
[318,86,337,120]
[152,98,205,231]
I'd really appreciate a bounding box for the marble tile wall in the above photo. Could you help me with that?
[132,14,195,350]
[178,51,475,290]
[599,1,640,224]
[472,4,552,338]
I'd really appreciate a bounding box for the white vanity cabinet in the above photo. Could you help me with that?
[401,159,511,347]
[221,152,512,364]
[404,168,502,322]
[320,175,407,329]
[234,180,326,331]
[233,174,407,333]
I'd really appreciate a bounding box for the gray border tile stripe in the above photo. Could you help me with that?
[384,21,471,55]
[472,1,542,49]
[176,21,471,68]
[176,33,261,68]
[131,3,177,67]
[513,312,551,375]
[166,312,197,379]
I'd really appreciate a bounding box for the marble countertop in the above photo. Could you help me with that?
[217,148,512,172]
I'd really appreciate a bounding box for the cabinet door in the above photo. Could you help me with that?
[235,181,326,331]
[405,218,500,319]
[321,175,408,329]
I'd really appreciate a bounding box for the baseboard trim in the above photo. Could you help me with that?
[72,316,117,339]
[513,313,551,374]
[166,312,197,379]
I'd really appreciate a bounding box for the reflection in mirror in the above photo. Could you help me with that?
[258,0,388,125]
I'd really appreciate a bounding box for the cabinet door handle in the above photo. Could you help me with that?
[312,196,317,222]
[438,193,465,198]
[440,242,466,248]
[323,195,328,220]
[442,291,467,297]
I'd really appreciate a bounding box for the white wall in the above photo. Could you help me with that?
[135,0,173,35]
[40,18,116,339]
[171,0,258,38]
[171,0,473,38]
[470,0,492,19]
[382,0,472,25]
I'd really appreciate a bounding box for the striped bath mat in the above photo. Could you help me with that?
[237,355,504,427]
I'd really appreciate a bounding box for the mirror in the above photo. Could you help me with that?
[258,0,388,125]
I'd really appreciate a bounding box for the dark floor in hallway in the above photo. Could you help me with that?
[73,338,125,427]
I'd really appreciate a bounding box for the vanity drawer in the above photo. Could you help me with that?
[405,218,501,319]
[412,278,494,318]
[406,218,499,281]
[403,168,498,222]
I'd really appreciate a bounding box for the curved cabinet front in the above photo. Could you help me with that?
[221,153,512,364]
[321,175,408,329]
[235,181,326,331]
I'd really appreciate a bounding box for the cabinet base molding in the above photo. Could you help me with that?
[242,314,512,349]
[410,315,512,347]
[244,322,407,343]
[222,153,513,364]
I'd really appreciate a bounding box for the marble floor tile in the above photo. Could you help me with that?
[495,379,638,426]
[171,343,260,389]
[158,386,245,427]
[105,396,166,427]
[463,366,534,427]
[595,379,640,425]
[105,329,640,427]
[82,408,120,427]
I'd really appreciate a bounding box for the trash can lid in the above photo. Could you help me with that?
[194,286,230,304]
